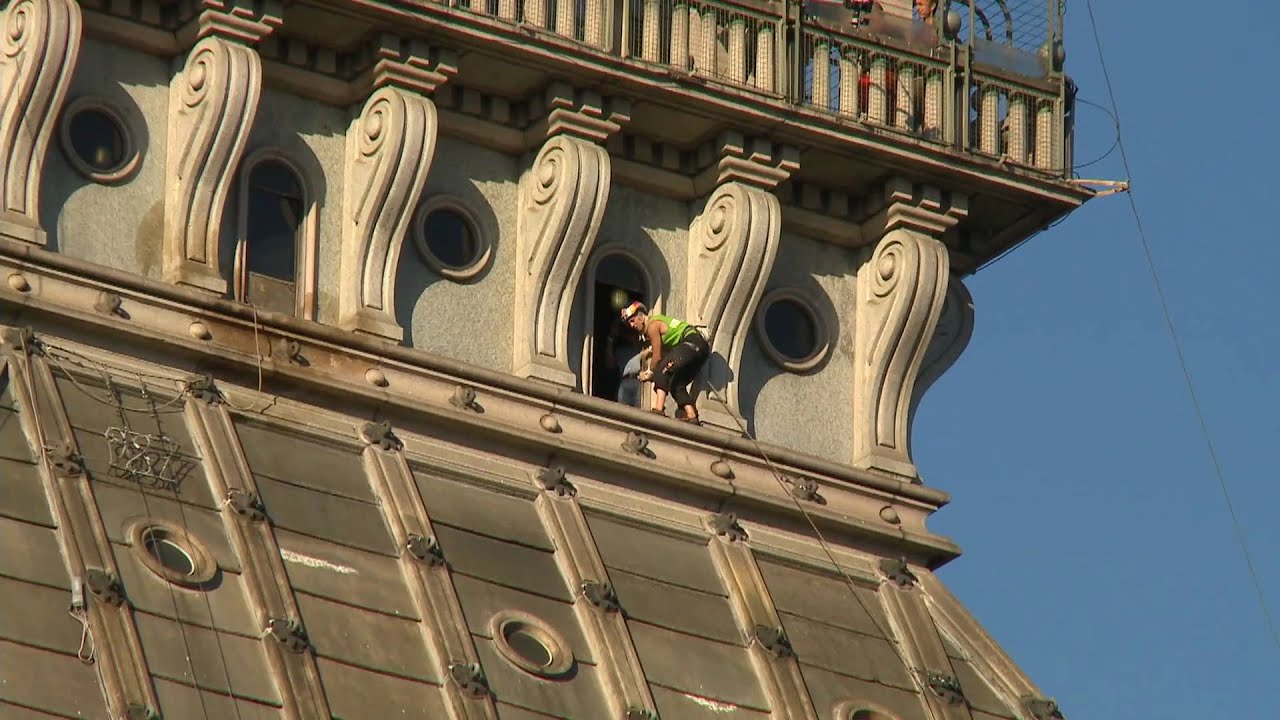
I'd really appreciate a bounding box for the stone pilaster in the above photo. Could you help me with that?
[163,1,281,293]
[0,0,82,245]
[514,83,629,386]
[339,36,456,341]
[688,132,797,431]
[853,179,967,478]
[0,333,161,718]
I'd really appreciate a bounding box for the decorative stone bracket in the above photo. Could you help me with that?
[339,36,457,341]
[0,0,82,245]
[852,179,968,479]
[687,132,797,431]
[163,2,281,293]
[514,83,629,386]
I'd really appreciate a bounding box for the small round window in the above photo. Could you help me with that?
[142,528,196,576]
[59,98,140,183]
[490,611,573,678]
[127,520,216,588]
[412,197,491,281]
[756,289,831,373]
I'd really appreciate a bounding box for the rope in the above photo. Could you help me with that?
[102,374,215,720]
[1084,0,1280,653]
[220,303,275,414]
[703,388,929,687]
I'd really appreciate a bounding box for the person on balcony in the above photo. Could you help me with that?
[621,301,708,424]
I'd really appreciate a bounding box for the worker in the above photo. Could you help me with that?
[620,301,708,423]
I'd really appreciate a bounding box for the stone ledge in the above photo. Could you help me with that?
[0,242,962,567]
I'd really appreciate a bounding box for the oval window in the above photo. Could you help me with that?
[59,99,141,183]
[490,611,574,678]
[127,520,217,588]
[756,289,831,372]
[412,198,491,281]
[142,528,196,577]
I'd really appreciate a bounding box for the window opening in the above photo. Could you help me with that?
[764,298,818,361]
[68,108,126,172]
[503,623,553,668]
[239,159,303,315]
[421,207,476,269]
[142,528,196,577]
[590,254,648,407]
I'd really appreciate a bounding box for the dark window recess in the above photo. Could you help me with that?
[142,529,195,576]
[503,623,553,668]
[68,108,126,171]
[590,255,647,405]
[421,208,476,269]
[764,298,818,361]
[243,160,303,315]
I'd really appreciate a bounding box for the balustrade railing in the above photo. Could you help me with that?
[620,0,785,94]
[442,0,1071,176]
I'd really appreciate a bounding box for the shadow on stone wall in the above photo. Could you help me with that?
[736,272,843,439]
[394,175,502,348]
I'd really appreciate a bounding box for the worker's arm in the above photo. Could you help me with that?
[646,322,665,367]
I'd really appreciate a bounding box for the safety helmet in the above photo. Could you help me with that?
[620,301,647,321]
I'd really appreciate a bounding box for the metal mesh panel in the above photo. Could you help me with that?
[457,0,613,49]
[800,26,948,142]
[625,0,780,92]
[968,75,1060,170]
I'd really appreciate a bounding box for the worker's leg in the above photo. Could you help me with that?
[665,336,709,420]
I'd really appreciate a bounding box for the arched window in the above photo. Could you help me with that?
[235,155,311,317]
[584,252,652,407]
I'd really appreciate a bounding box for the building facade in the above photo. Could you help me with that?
[0,0,1084,718]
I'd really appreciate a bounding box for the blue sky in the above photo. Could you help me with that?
[913,1,1280,718]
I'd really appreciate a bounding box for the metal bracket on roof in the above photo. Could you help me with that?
[360,420,403,452]
[753,625,796,658]
[0,326,41,354]
[448,661,490,698]
[787,475,824,504]
[272,337,306,365]
[710,511,748,542]
[184,374,224,405]
[625,709,659,720]
[879,557,918,588]
[226,489,266,522]
[925,672,965,705]
[94,291,127,318]
[1023,697,1066,719]
[621,430,651,457]
[45,441,84,477]
[450,384,481,412]
[122,703,159,720]
[581,581,620,613]
[267,617,310,654]
[85,568,125,607]
[536,465,576,497]
[406,533,446,567]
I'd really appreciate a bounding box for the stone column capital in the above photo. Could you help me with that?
[860,177,969,241]
[525,81,631,146]
[694,131,799,195]
[355,33,458,97]
[177,0,282,47]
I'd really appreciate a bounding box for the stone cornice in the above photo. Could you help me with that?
[523,81,631,146]
[860,177,970,241]
[691,131,799,196]
[0,239,962,568]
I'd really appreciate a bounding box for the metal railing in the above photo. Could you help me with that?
[443,0,1072,176]
[621,0,786,94]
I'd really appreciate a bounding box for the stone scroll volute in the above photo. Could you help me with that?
[0,0,82,245]
[163,11,278,294]
[687,182,781,425]
[853,229,950,477]
[515,134,611,386]
[339,86,439,341]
